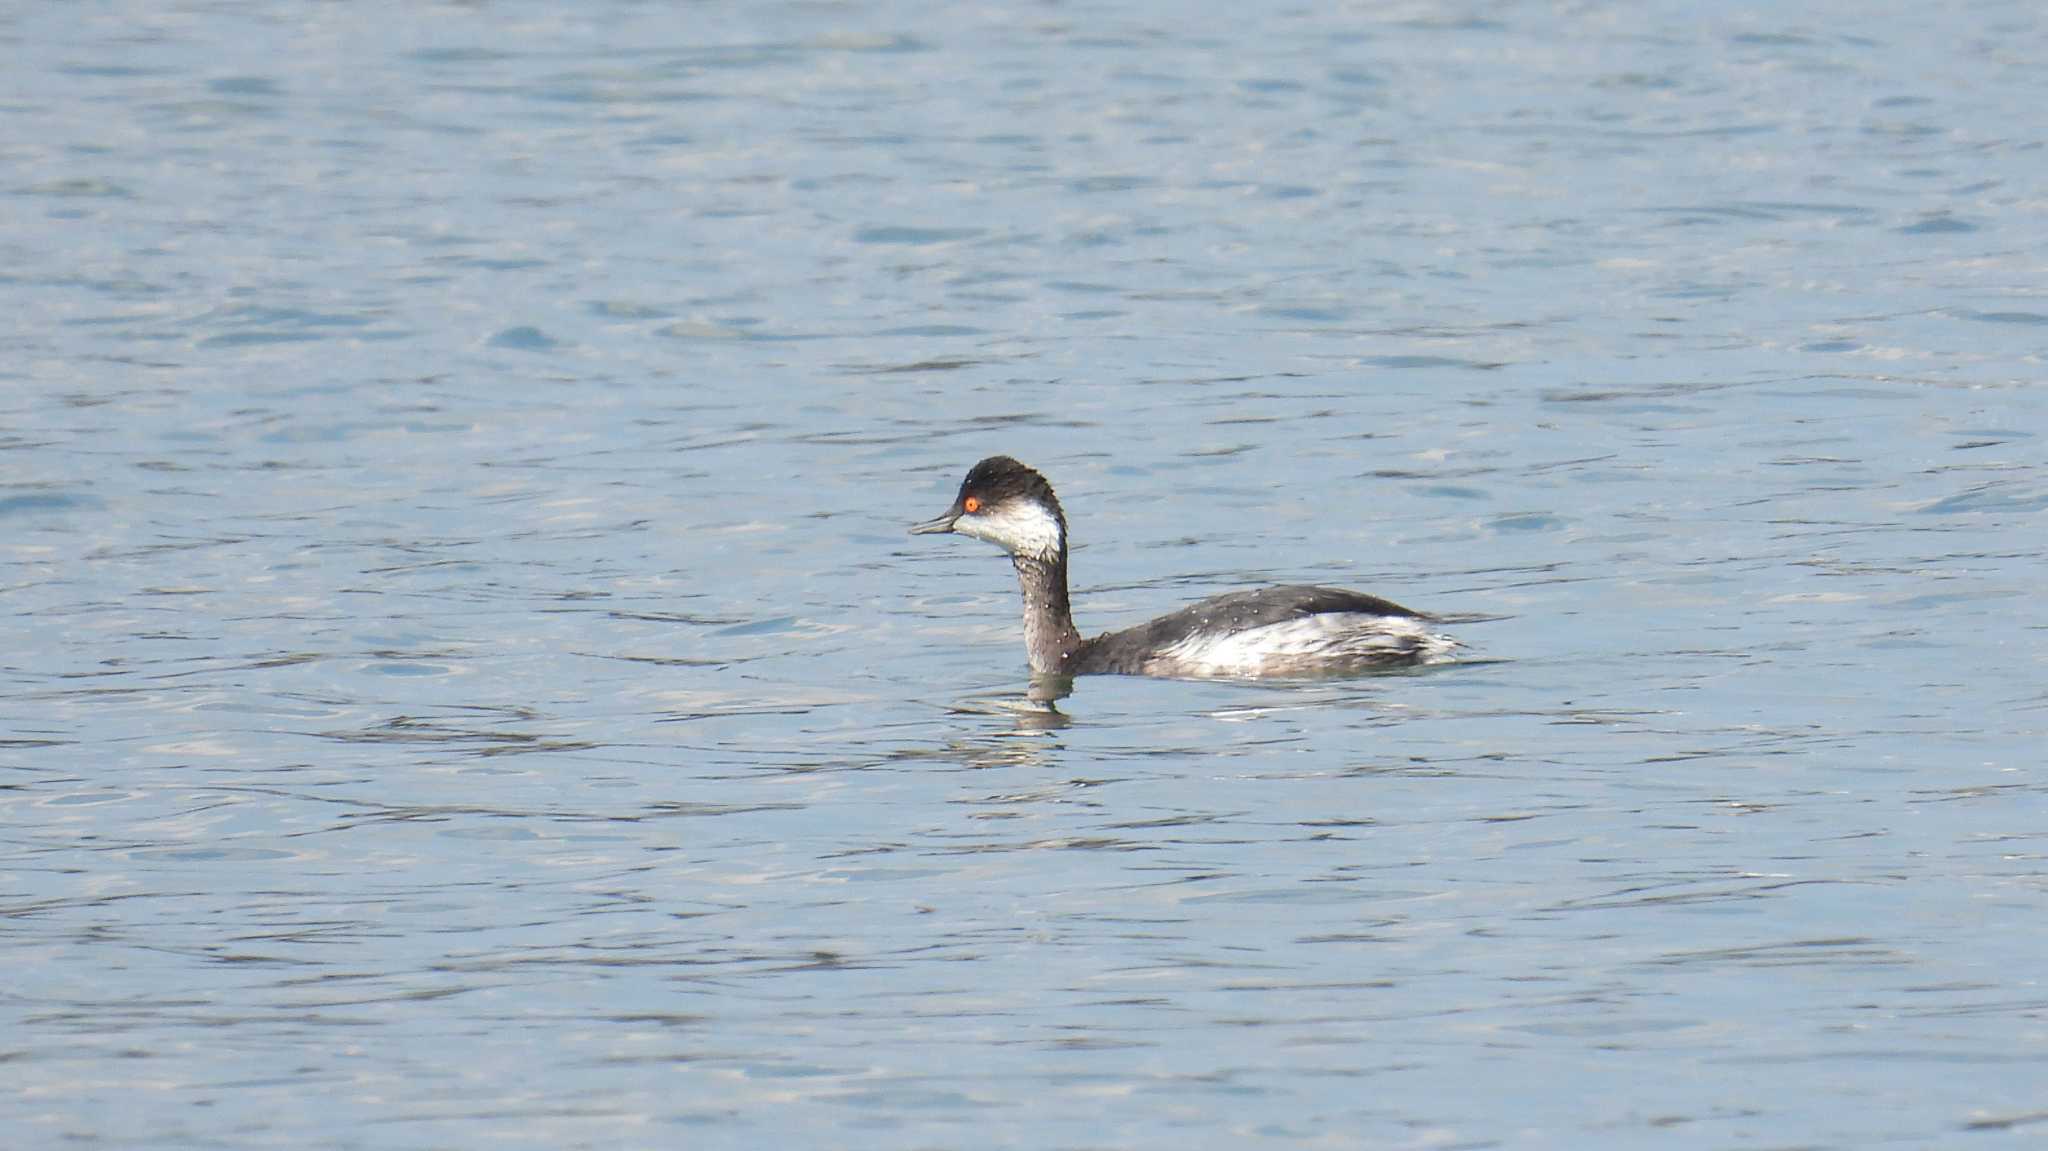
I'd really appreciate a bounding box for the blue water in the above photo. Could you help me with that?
[5,2,2046,1147]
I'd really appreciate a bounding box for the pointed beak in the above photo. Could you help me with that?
[908,510,959,536]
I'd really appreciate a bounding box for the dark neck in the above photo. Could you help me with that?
[1012,550,1082,675]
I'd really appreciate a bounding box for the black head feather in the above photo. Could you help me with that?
[957,456,1062,519]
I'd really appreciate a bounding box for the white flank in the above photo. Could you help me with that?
[1143,613,1457,678]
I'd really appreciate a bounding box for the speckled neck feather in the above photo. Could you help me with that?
[1013,552,1082,675]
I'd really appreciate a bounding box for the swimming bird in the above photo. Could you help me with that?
[910,456,1456,678]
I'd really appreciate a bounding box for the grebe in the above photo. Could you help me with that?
[910,456,1456,678]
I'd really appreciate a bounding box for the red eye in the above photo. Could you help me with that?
[962,496,982,514]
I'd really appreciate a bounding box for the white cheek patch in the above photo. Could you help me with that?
[955,501,1064,560]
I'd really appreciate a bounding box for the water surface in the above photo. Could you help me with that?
[4,2,2046,1148]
